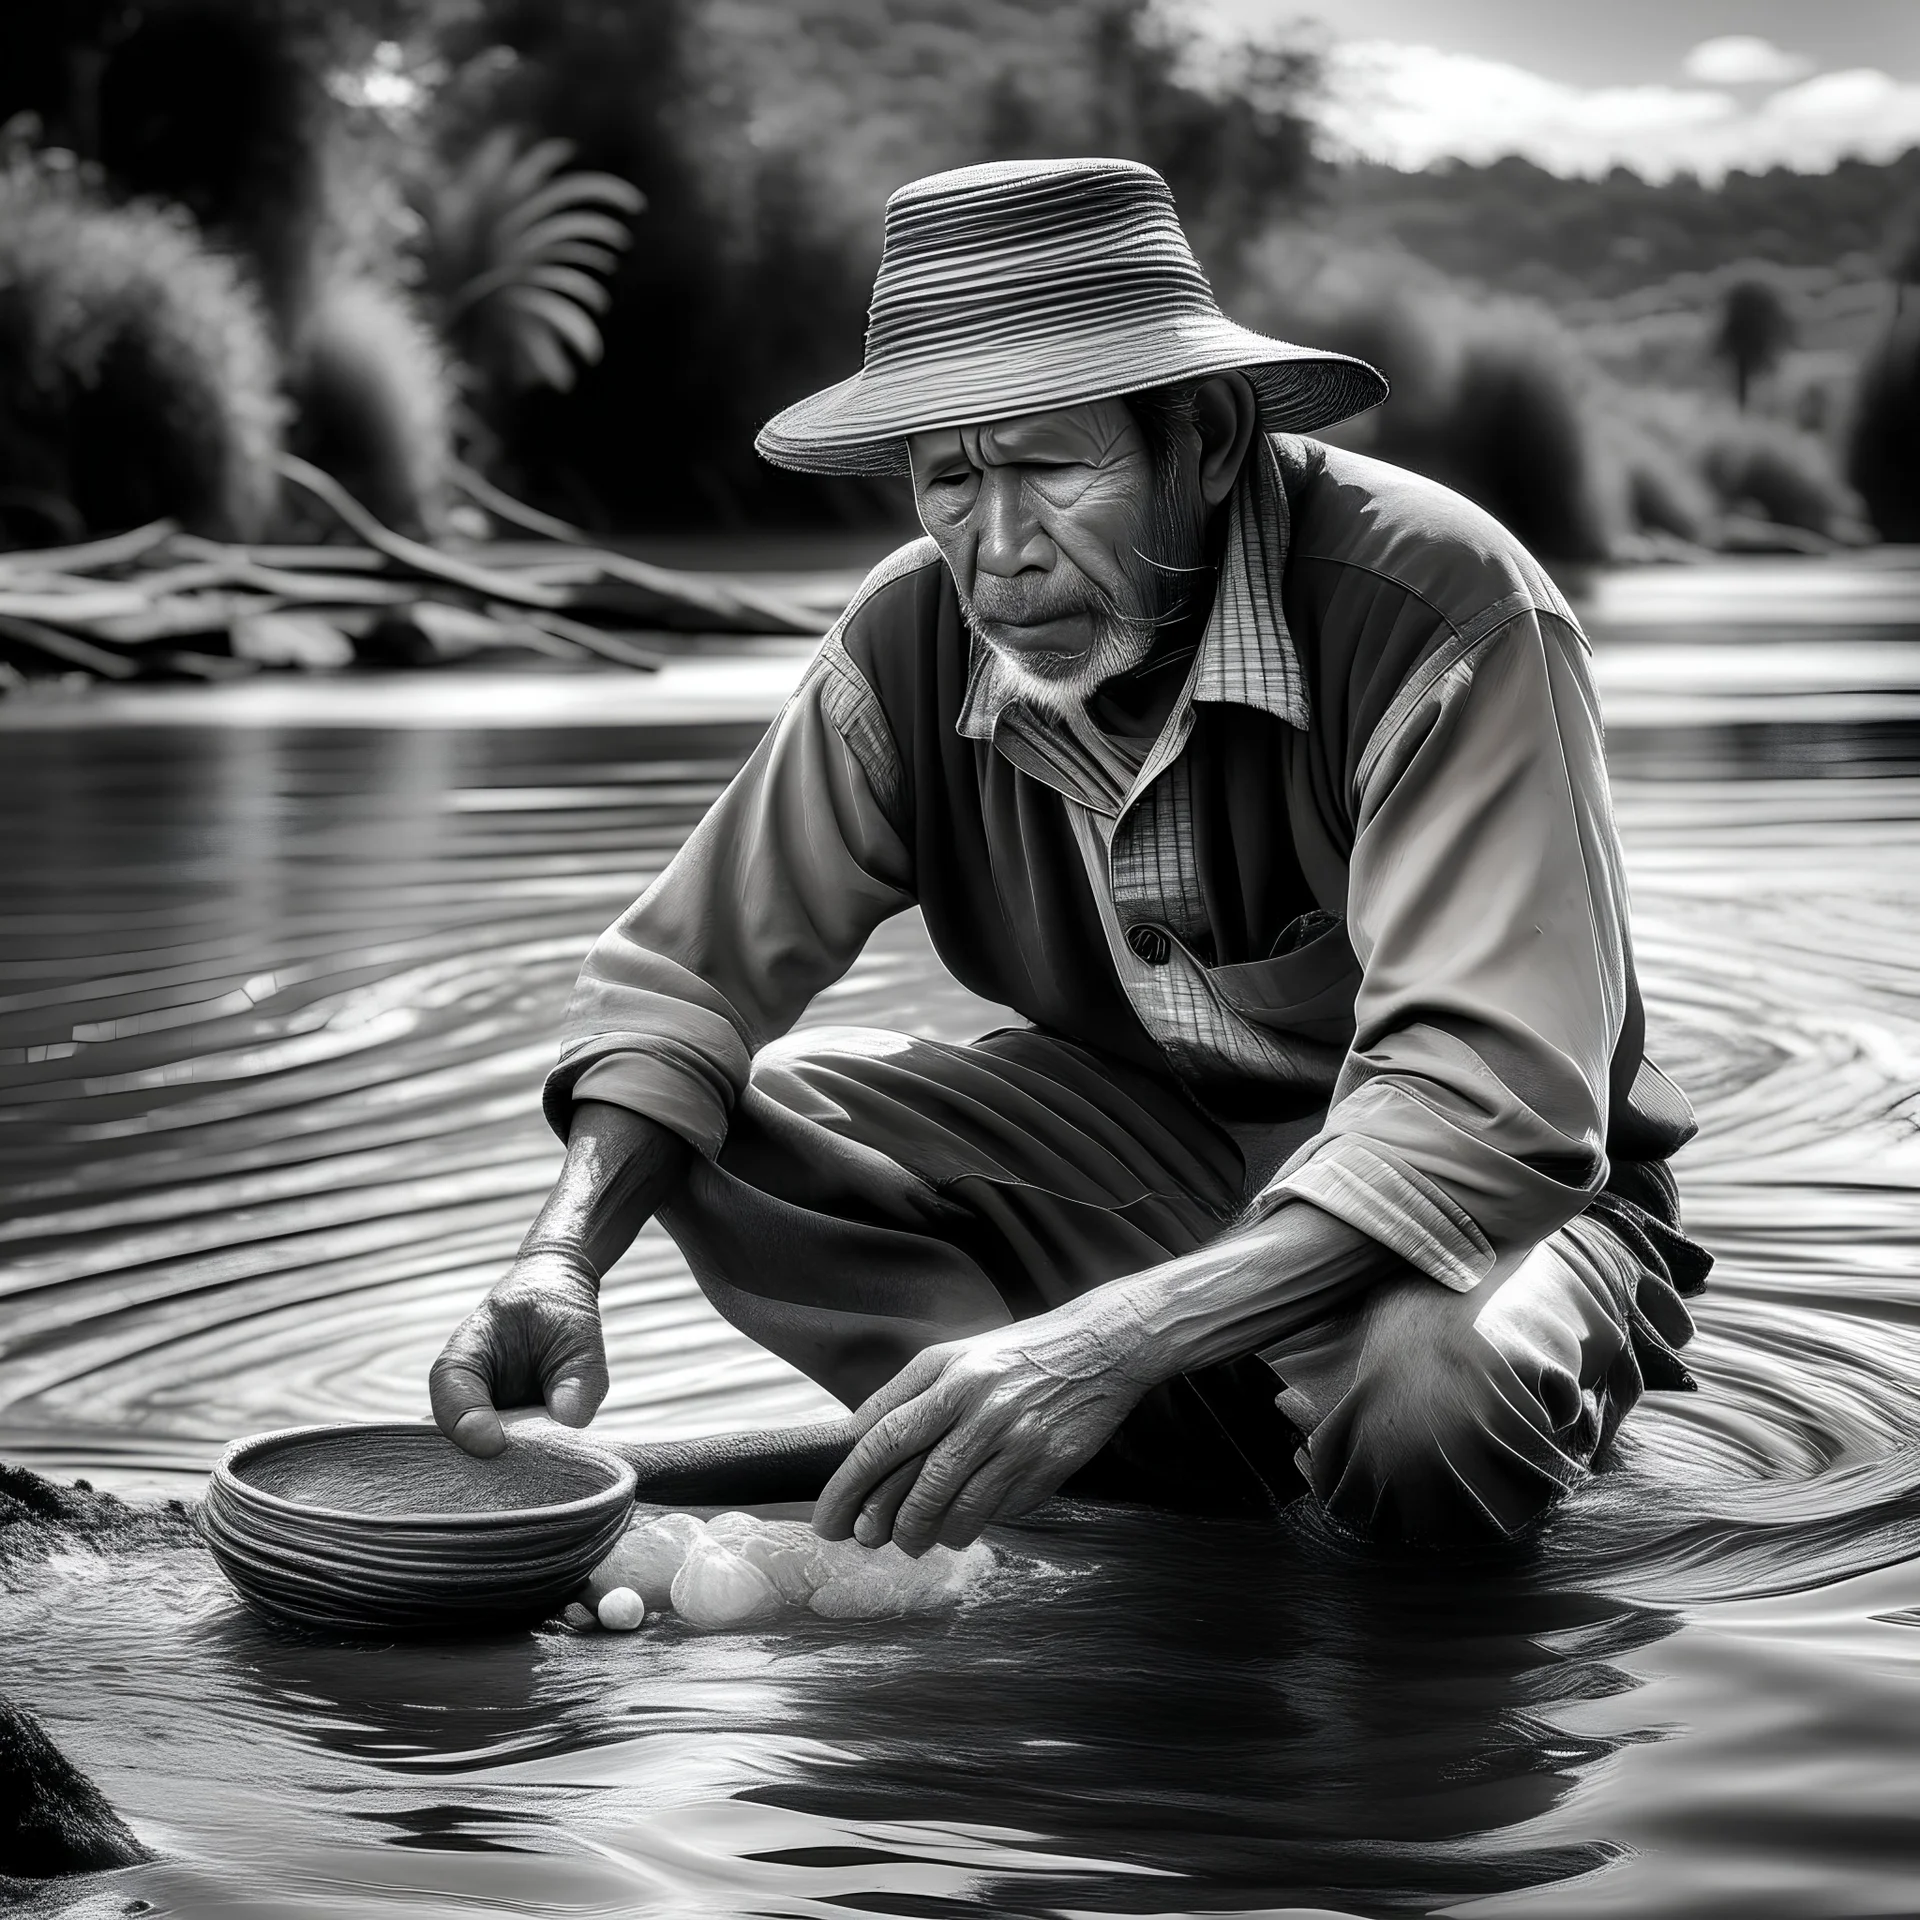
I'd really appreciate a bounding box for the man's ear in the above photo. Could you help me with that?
[1193,372,1258,509]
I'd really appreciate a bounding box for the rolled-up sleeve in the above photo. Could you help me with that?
[1262,606,1627,1290]
[543,640,915,1153]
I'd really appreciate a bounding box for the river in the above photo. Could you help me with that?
[3,551,1919,1917]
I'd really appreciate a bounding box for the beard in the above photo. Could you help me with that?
[952,461,1211,724]
[959,588,1158,720]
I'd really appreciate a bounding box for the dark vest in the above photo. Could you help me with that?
[836,516,1692,1168]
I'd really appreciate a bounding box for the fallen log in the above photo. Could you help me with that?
[0,459,836,689]
[450,459,827,634]
[0,613,140,678]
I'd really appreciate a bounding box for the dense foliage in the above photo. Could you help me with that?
[1847,311,1920,541]
[0,157,284,544]
[429,0,1322,525]
[1240,240,1869,559]
[0,0,1910,546]
[1330,153,1920,305]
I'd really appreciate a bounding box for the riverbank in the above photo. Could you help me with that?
[2,549,1914,737]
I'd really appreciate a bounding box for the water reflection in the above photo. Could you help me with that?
[3,1495,1677,1915]
[5,571,1920,1914]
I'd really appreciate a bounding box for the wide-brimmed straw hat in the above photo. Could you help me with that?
[755,156,1388,477]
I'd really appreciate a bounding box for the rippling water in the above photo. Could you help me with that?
[4,556,1920,1917]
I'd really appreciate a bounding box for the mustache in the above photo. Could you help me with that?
[954,463,1215,647]
[963,568,1120,631]
[961,535,1213,645]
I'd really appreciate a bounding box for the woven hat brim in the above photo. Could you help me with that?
[754,318,1388,476]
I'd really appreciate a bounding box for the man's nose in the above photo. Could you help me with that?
[974,471,1053,578]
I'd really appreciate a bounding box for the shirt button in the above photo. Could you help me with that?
[1126,923,1172,967]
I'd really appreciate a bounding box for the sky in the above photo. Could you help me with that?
[1166,0,1920,178]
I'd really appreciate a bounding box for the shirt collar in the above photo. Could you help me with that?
[956,430,1309,749]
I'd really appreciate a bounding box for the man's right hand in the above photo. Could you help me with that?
[427,1099,691,1457]
[429,1250,610,1457]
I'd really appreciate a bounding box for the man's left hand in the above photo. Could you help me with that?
[812,1298,1157,1556]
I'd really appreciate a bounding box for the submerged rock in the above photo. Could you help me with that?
[669,1534,783,1629]
[584,1511,705,1612]
[579,1500,999,1631]
[807,1538,989,1620]
[735,1527,821,1604]
[0,1695,149,1879]
[596,1586,645,1631]
[702,1511,763,1547]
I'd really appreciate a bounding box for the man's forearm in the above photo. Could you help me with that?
[520,1099,694,1281]
[813,1199,1405,1552]
[1056,1201,1401,1388]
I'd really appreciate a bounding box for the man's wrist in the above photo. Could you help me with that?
[524,1102,693,1282]
[1107,1203,1391,1382]
[511,1240,603,1288]
[1107,1276,1208,1387]
[1035,1283,1182,1389]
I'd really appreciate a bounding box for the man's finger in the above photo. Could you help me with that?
[890,1429,1007,1556]
[814,1405,938,1538]
[848,1347,949,1437]
[541,1321,609,1428]
[851,1452,927,1547]
[927,1452,1025,1553]
[430,1330,505,1458]
[544,1371,606,1428]
[813,1390,959,1538]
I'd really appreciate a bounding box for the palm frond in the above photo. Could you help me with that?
[505,285,606,348]
[501,168,642,227]
[417,131,644,397]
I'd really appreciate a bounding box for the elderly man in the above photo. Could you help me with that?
[430,157,1708,1549]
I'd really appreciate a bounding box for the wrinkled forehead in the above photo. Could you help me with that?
[908,397,1139,471]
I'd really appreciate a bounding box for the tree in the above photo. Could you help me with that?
[1887,193,1920,318]
[1713,274,1795,411]
[1847,308,1920,541]
[1079,6,1319,282]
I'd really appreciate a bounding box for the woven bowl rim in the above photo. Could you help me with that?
[211,1420,637,1533]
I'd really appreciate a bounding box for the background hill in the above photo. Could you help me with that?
[1328,151,1920,304]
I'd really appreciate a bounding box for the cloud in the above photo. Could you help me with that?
[1745,67,1920,170]
[1318,44,1730,176]
[1318,41,1920,180]
[1681,35,1813,87]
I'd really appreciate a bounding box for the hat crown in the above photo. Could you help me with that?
[864,158,1221,376]
[753,155,1387,475]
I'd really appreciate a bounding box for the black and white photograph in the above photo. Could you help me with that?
[2,1,1918,1913]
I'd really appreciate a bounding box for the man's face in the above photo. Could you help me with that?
[907,399,1203,716]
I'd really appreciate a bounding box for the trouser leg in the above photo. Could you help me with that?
[658,1024,1707,1538]
[1264,1208,1704,1544]
[656,1024,1306,1513]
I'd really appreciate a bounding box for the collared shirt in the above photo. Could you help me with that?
[954,435,1334,1096]
[553,436,1659,1295]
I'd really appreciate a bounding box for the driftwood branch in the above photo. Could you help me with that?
[0,460,832,688]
